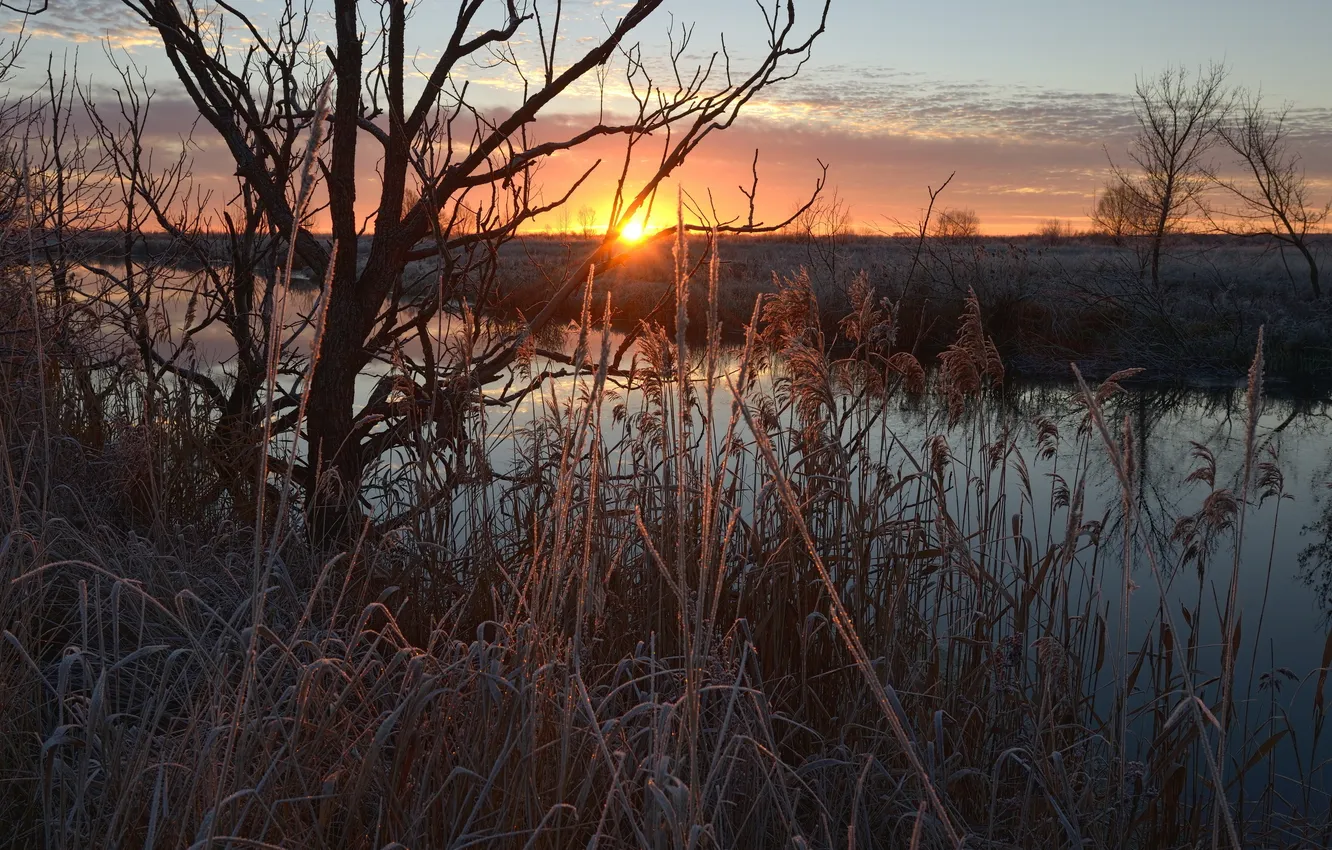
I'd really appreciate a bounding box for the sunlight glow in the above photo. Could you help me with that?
[618,219,646,243]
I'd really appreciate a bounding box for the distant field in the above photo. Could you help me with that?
[75,230,1332,385]
[484,232,1332,386]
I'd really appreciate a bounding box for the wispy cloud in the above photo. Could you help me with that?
[756,65,1332,148]
[3,0,156,49]
[751,66,1140,143]
[67,87,1330,233]
[7,38,1328,234]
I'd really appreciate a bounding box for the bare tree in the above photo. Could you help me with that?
[1213,92,1329,298]
[111,0,831,538]
[552,204,570,237]
[577,205,598,238]
[0,36,33,273]
[932,207,979,239]
[1109,63,1231,288]
[1090,180,1155,242]
[879,170,953,300]
[794,181,852,285]
[70,57,327,526]
[38,61,118,296]
[1034,218,1072,244]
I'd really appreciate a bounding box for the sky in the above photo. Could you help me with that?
[3,0,1330,234]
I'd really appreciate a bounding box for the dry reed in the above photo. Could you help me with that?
[2,196,1329,849]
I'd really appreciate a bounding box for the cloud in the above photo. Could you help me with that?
[759,65,1332,151]
[13,55,1329,235]
[519,94,1332,233]
[90,91,1332,233]
[3,0,156,49]
[749,66,1143,143]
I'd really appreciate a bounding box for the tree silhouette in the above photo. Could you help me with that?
[113,0,831,537]
[1108,64,1230,288]
[1214,92,1329,298]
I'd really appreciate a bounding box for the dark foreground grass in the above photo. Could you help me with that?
[2,240,1331,849]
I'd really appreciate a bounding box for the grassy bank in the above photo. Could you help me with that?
[487,232,1332,387]
[3,241,1330,848]
[74,229,1332,385]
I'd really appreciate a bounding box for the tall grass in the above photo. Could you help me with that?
[3,213,1331,848]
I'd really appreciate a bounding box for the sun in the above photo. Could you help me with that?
[618,219,646,243]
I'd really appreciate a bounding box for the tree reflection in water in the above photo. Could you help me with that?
[1298,457,1332,619]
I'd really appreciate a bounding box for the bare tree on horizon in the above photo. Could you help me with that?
[932,207,979,239]
[1108,63,1231,288]
[1091,181,1155,242]
[1213,91,1329,299]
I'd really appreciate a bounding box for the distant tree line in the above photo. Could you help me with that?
[1092,63,1329,298]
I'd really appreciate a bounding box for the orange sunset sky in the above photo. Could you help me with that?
[3,0,1330,235]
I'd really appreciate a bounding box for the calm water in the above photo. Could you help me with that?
[481,341,1332,805]
[90,270,1332,801]
[117,273,1332,650]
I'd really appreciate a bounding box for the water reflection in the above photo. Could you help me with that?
[85,268,1332,641]
[1298,456,1332,618]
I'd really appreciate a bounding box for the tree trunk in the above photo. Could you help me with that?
[1149,233,1162,289]
[1298,241,1322,299]
[303,0,366,543]
[1150,189,1172,290]
[304,334,361,540]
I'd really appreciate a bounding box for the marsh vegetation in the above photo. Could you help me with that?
[2,2,1332,848]
[8,230,1332,847]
